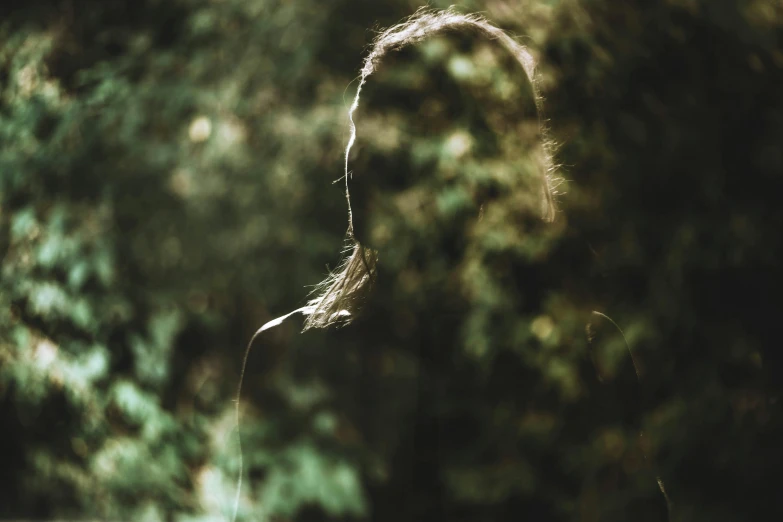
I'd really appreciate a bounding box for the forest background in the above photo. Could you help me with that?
[1,0,782,521]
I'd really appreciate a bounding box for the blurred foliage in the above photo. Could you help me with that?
[0,0,781,521]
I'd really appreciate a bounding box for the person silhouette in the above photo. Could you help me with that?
[234,8,676,522]
[233,8,560,522]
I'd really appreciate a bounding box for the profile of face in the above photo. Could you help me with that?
[347,33,548,277]
[302,12,557,331]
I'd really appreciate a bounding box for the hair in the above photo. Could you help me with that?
[301,6,559,331]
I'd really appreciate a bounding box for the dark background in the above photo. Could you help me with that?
[1,0,781,520]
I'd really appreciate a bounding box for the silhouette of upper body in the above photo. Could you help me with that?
[241,9,668,522]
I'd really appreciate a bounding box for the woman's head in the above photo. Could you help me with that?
[302,7,559,331]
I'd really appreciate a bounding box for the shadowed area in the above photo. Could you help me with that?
[1,1,781,521]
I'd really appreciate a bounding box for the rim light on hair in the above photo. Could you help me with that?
[302,6,559,331]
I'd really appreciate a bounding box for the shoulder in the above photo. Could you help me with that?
[257,307,312,334]
[254,306,359,340]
